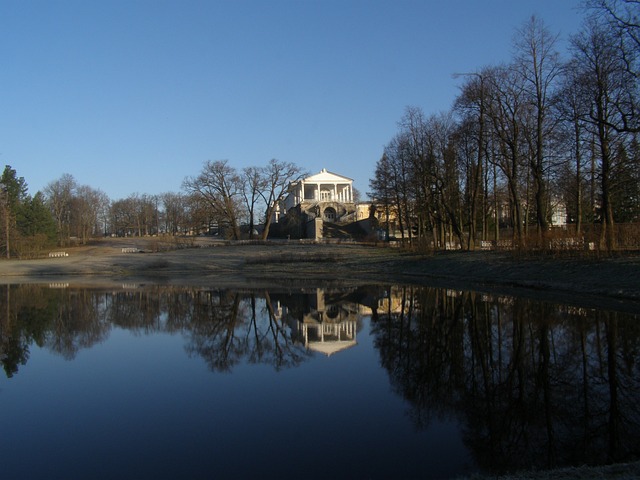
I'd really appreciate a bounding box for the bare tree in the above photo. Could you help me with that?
[427,112,466,249]
[161,192,188,235]
[72,185,105,243]
[382,133,414,244]
[183,160,244,239]
[556,59,592,233]
[514,16,564,235]
[258,159,305,240]
[95,190,111,237]
[570,17,636,248]
[454,70,492,247]
[43,174,76,246]
[587,0,640,80]
[485,65,529,245]
[109,197,137,237]
[241,166,265,239]
[138,194,158,236]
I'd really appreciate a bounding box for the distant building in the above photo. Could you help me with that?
[273,168,356,224]
[497,198,568,228]
[550,198,568,228]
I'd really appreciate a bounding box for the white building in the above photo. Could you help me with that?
[274,168,356,223]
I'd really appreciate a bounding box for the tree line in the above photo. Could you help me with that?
[369,1,639,250]
[0,158,305,258]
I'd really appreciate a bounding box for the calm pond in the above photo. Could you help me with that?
[0,283,638,479]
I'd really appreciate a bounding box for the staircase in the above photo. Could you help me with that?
[322,221,367,240]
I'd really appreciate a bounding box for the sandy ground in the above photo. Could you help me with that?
[0,236,638,313]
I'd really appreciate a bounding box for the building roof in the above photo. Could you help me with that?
[303,168,353,184]
[308,340,357,356]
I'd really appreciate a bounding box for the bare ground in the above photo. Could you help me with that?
[0,236,638,313]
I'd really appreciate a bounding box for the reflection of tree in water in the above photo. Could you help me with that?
[107,287,164,332]
[183,290,245,371]
[0,285,111,372]
[0,285,36,377]
[160,289,309,372]
[45,289,111,359]
[370,286,640,475]
[0,285,314,376]
[247,292,308,370]
[4,283,637,475]
[371,287,465,428]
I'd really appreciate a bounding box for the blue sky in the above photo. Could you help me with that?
[1,0,584,201]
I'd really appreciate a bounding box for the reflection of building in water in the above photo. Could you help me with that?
[356,286,411,316]
[272,289,359,356]
[295,321,357,356]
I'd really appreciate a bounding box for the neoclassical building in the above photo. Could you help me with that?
[274,168,356,223]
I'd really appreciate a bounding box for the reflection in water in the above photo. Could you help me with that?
[272,289,360,356]
[369,287,640,474]
[0,283,638,476]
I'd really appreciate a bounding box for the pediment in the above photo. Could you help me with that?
[304,168,353,183]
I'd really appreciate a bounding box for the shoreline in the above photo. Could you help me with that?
[2,240,639,479]
[0,239,638,313]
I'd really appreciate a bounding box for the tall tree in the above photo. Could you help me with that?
[570,16,637,248]
[556,59,592,233]
[44,174,76,246]
[485,65,529,245]
[0,166,57,257]
[183,160,244,239]
[161,192,188,235]
[587,0,640,81]
[71,185,101,243]
[0,166,28,209]
[0,166,28,258]
[427,112,466,249]
[454,70,491,248]
[18,192,57,242]
[241,166,265,240]
[258,159,305,240]
[369,153,396,239]
[514,16,564,235]
[382,133,414,244]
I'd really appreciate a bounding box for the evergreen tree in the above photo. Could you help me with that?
[18,192,57,242]
[0,165,57,257]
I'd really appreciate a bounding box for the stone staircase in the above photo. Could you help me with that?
[322,221,367,240]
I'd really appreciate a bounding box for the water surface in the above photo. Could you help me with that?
[0,284,638,479]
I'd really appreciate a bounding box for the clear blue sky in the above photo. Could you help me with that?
[1,0,584,201]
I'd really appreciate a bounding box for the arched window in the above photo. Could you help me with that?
[323,207,336,222]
